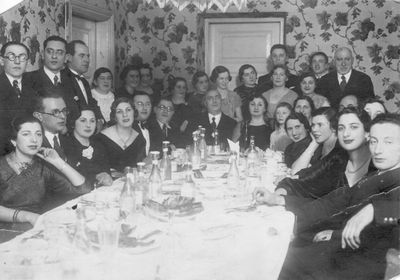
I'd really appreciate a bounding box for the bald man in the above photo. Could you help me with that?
[316,47,374,109]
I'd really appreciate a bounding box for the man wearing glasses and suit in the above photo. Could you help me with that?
[0,42,37,156]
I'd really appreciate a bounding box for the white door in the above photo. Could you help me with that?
[205,17,284,90]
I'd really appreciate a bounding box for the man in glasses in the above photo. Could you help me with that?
[0,41,37,156]
[148,97,183,153]
[33,89,71,160]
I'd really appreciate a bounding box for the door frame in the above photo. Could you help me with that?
[65,0,115,79]
[199,12,287,75]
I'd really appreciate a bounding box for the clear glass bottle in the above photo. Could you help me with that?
[181,162,196,198]
[120,167,136,218]
[199,128,207,169]
[160,141,172,181]
[213,129,220,155]
[246,135,258,177]
[73,208,91,253]
[135,162,147,209]
[192,131,201,170]
[149,151,162,201]
[227,152,240,189]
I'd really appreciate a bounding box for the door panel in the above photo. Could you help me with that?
[206,18,284,89]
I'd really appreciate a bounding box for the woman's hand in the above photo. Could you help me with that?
[96,172,113,186]
[253,187,285,206]
[313,230,333,242]
[36,148,62,166]
[19,211,40,226]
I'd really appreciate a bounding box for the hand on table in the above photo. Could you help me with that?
[313,230,333,242]
[253,187,285,206]
[341,203,374,250]
[96,172,113,186]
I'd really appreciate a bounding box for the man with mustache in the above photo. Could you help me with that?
[316,47,375,109]
[0,42,37,156]
[61,40,103,131]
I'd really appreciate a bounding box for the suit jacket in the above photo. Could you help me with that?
[315,69,375,109]
[60,68,103,123]
[188,112,237,147]
[148,117,185,153]
[257,71,300,95]
[0,72,37,156]
[41,133,72,162]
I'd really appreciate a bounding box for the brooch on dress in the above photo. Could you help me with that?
[82,146,94,159]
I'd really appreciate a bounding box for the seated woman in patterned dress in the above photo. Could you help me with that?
[0,115,92,230]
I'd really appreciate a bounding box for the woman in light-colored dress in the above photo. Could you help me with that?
[262,65,298,121]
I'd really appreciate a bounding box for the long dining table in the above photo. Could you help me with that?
[0,152,295,280]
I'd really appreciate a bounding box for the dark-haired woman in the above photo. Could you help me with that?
[234,64,258,121]
[91,67,115,124]
[64,107,112,186]
[240,95,272,151]
[167,77,193,132]
[299,72,329,109]
[187,71,209,115]
[115,65,141,100]
[294,96,315,125]
[284,112,317,168]
[94,98,146,173]
[0,115,91,230]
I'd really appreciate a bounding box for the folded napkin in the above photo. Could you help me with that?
[227,139,239,154]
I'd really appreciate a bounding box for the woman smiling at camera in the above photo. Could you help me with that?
[0,115,91,229]
[64,106,113,186]
[94,97,146,173]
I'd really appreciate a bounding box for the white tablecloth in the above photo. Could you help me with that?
[0,156,294,280]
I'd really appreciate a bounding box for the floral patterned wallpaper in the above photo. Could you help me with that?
[0,0,66,72]
[1,0,399,112]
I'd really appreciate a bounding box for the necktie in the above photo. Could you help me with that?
[162,124,168,138]
[211,117,217,130]
[53,135,65,159]
[140,121,148,130]
[340,75,346,92]
[53,75,59,86]
[13,80,21,99]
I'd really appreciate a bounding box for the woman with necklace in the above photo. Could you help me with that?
[239,95,272,150]
[275,107,373,199]
[0,115,91,231]
[94,97,146,174]
[64,106,113,186]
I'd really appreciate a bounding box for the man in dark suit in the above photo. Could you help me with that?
[25,36,79,132]
[254,114,400,280]
[133,91,152,156]
[32,90,72,161]
[257,44,300,94]
[0,42,37,156]
[309,51,330,88]
[316,47,375,109]
[188,89,236,148]
[148,97,184,153]
[61,40,103,130]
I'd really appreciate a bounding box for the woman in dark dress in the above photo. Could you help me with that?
[187,71,209,116]
[167,77,193,132]
[284,112,316,168]
[115,65,141,100]
[64,106,113,186]
[234,64,258,122]
[240,95,272,151]
[0,115,91,230]
[94,98,146,173]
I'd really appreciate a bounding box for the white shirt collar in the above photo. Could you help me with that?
[157,120,171,130]
[44,131,59,148]
[337,70,352,84]
[5,73,21,88]
[208,113,222,126]
[43,66,60,83]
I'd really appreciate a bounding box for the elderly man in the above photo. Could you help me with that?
[0,41,37,156]
[316,47,375,109]
[255,114,400,280]
[188,89,236,148]
[257,44,300,94]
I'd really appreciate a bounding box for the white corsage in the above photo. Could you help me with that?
[82,146,94,160]
[74,95,79,101]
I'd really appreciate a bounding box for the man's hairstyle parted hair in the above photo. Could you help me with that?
[43,35,67,50]
[66,40,86,56]
[33,87,65,113]
[309,51,329,65]
[0,41,30,57]
[370,113,400,131]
